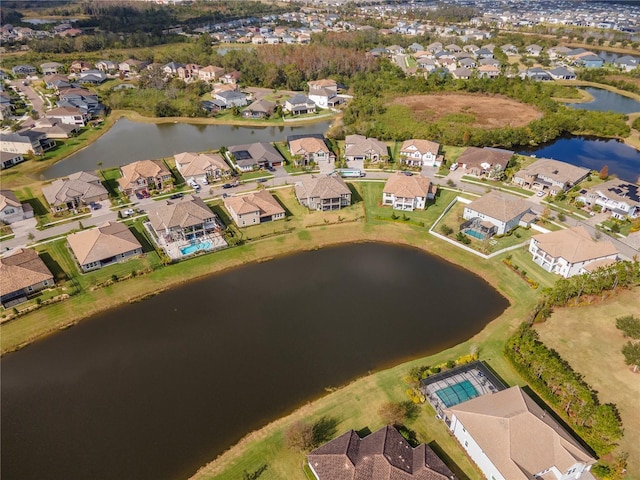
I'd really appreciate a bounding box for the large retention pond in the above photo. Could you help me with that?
[565,87,640,114]
[42,118,332,179]
[1,243,508,480]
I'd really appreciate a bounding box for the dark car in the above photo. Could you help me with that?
[135,192,144,199]
[257,178,267,183]
[402,171,413,176]
[89,202,101,210]
[170,193,183,200]
[222,183,233,189]
[266,166,276,172]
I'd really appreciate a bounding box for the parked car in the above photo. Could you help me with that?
[450,163,459,171]
[257,178,267,183]
[122,209,135,217]
[402,171,413,176]
[222,193,229,198]
[89,202,101,210]
[135,191,144,199]
[536,190,545,197]
[222,183,233,189]
[266,166,276,172]
[170,193,183,200]
[142,191,150,198]
[200,178,209,185]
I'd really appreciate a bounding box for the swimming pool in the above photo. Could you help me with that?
[180,240,213,255]
[435,380,479,407]
[464,229,485,240]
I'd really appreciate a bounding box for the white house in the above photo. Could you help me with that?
[45,106,90,127]
[513,158,590,196]
[529,226,619,278]
[0,189,33,224]
[462,191,533,236]
[382,173,437,211]
[446,386,596,480]
[399,139,441,167]
[577,179,640,220]
[307,79,340,108]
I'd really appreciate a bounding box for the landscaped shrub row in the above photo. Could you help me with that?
[505,323,623,457]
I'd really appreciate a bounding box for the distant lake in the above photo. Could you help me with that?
[43,119,331,179]
[566,87,640,114]
[520,136,640,182]
[1,243,508,480]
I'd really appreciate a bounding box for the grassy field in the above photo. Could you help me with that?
[535,288,640,479]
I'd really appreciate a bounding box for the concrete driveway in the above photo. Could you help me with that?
[8,80,46,120]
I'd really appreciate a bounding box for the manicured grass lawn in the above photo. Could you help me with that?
[535,288,640,477]
[13,186,49,216]
[441,145,466,165]
[239,171,274,182]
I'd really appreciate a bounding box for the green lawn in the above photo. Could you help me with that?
[239,171,274,182]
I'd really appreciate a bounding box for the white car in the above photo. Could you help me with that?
[123,209,135,217]
[450,163,458,171]
[536,191,545,197]
[200,178,209,185]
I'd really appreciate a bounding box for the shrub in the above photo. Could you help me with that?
[284,420,314,451]
[440,224,454,236]
[616,315,640,339]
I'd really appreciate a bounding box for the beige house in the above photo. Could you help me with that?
[288,135,333,167]
[577,179,640,220]
[174,152,231,184]
[344,135,388,162]
[67,222,143,272]
[0,151,25,169]
[445,386,596,480]
[0,189,33,224]
[119,160,172,196]
[0,248,54,307]
[456,147,513,177]
[462,191,533,237]
[224,190,285,227]
[147,195,219,242]
[529,226,618,278]
[307,78,341,108]
[197,65,225,82]
[513,158,590,195]
[399,139,441,167]
[42,171,109,212]
[295,174,351,211]
[382,173,437,211]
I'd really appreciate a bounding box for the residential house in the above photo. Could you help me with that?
[307,425,455,480]
[288,134,333,166]
[382,173,437,211]
[118,160,172,196]
[577,179,640,219]
[67,221,143,272]
[227,142,284,172]
[0,131,55,155]
[462,191,533,236]
[44,74,72,91]
[147,195,219,242]
[475,47,494,58]
[220,70,241,85]
[162,61,183,77]
[77,69,107,85]
[11,65,37,76]
[58,87,101,114]
[452,67,473,80]
[198,65,225,82]
[344,134,387,162]
[548,67,576,80]
[284,94,316,115]
[174,151,231,183]
[70,61,93,73]
[32,118,80,139]
[294,173,351,211]
[177,64,202,81]
[525,44,543,56]
[242,98,275,119]
[614,55,638,72]
[529,226,619,278]
[0,248,54,308]
[501,44,519,56]
[211,90,247,110]
[42,171,109,212]
[307,79,341,108]
[445,386,596,480]
[45,106,90,126]
[399,139,441,167]
[513,158,590,196]
[40,62,64,75]
[523,67,552,81]
[0,151,26,169]
[119,59,147,74]
[477,64,501,78]
[575,54,604,69]
[95,60,116,73]
[0,189,33,223]
[224,190,285,227]
[455,147,513,177]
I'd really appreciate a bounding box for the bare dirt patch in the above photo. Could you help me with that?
[391,93,543,129]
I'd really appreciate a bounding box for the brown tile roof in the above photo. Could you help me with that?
[400,139,440,156]
[307,425,454,480]
[344,135,387,158]
[118,160,170,190]
[515,158,590,185]
[45,106,85,117]
[446,386,596,479]
[295,174,350,200]
[0,189,21,210]
[174,152,229,177]
[466,191,530,222]
[308,79,337,89]
[457,147,512,170]
[42,171,107,207]
[383,173,433,199]
[289,136,329,155]
[532,226,618,264]
[67,221,142,265]
[148,195,214,231]
[223,190,284,218]
[0,248,53,295]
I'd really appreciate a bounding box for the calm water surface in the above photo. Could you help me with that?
[521,136,640,182]
[43,119,331,179]
[565,87,640,114]
[1,243,508,480]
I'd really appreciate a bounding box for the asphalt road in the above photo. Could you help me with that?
[7,79,46,124]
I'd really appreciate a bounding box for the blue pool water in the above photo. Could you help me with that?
[464,229,485,240]
[435,380,479,407]
[180,240,213,255]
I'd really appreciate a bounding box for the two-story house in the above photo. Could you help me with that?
[513,158,590,196]
[224,190,285,227]
[382,173,437,211]
[399,139,441,167]
[288,135,333,167]
[294,173,351,211]
[118,160,172,196]
[577,179,640,219]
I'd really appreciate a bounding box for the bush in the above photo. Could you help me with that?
[284,420,314,451]
[616,315,640,339]
[440,224,454,236]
